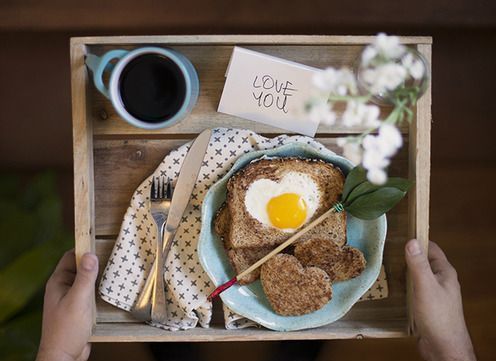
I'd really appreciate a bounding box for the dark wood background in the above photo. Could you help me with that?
[0,1,495,360]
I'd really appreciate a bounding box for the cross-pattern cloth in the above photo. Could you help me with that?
[98,128,389,331]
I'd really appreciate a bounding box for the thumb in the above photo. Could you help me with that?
[68,253,98,302]
[405,239,434,289]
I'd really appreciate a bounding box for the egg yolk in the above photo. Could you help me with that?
[266,193,307,229]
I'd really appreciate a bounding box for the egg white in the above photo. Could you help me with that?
[244,172,321,232]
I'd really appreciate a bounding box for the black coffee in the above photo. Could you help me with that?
[119,54,186,122]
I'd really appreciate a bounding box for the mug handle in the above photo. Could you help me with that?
[85,49,128,99]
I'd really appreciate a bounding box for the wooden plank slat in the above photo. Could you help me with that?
[93,139,186,234]
[407,43,432,334]
[93,137,408,235]
[91,320,408,342]
[88,44,409,136]
[73,35,432,46]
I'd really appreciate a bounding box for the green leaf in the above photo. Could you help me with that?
[341,166,367,203]
[0,204,39,269]
[345,187,408,220]
[344,177,413,207]
[0,236,68,323]
[22,173,56,210]
[34,196,63,246]
[0,173,64,268]
[0,311,42,361]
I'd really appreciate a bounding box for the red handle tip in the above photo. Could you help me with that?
[207,277,237,301]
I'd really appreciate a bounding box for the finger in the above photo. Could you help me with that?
[45,250,77,303]
[53,250,77,278]
[67,253,99,304]
[405,239,435,289]
[427,241,448,263]
[427,241,449,274]
[427,241,457,280]
[76,344,91,361]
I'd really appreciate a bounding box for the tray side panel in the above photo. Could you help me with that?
[90,320,408,342]
[71,40,96,325]
[72,35,433,46]
[407,43,432,334]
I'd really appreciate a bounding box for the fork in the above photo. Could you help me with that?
[131,176,172,323]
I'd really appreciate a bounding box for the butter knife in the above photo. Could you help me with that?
[146,129,212,322]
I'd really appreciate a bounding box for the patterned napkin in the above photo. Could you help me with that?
[99,128,389,331]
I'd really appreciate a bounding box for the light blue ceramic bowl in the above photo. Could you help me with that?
[198,142,387,331]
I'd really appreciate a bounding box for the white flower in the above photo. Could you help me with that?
[342,101,362,128]
[307,99,336,125]
[378,123,402,156]
[373,33,406,60]
[342,101,381,128]
[367,168,387,185]
[337,138,363,165]
[409,61,424,80]
[362,124,402,163]
[335,68,357,96]
[360,123,403,184]
[402,52,425,80]
[362,134,390,169]
[362,63,407,94]
[313,68,339,92]
[362,142,390,170]
[361,45,378,66]
[313,67,357,96]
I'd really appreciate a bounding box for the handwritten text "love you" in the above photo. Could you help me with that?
[252,75,297,114]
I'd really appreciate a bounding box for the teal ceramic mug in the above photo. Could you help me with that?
[85,47,199,130]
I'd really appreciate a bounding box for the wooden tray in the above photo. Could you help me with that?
[70,35,431,342]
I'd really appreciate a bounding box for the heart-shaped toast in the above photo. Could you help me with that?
[294,238,366,283]
[260,254,332,316]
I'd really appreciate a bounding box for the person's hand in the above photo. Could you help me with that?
[405,239,477,361]
[36,250,98,361]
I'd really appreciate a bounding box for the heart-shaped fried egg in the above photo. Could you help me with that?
[244,172,320,232]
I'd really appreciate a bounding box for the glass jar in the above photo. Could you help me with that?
[355,47,430,106]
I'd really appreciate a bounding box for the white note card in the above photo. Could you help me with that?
[218,47,320,137]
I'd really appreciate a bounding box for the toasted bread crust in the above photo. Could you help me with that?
[213,205,274,284]
[261,254,332,316]
[227,246,274,285]
[294,238,366,282]
[226,158,345,249]
[213,204,230,237]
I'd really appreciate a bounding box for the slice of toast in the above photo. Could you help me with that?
[226,157,345,249]
[260,254,332,316]
[213,205,274,284]
[227,246,274,285]
[215,202,346,249]
[294,238,366,282]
